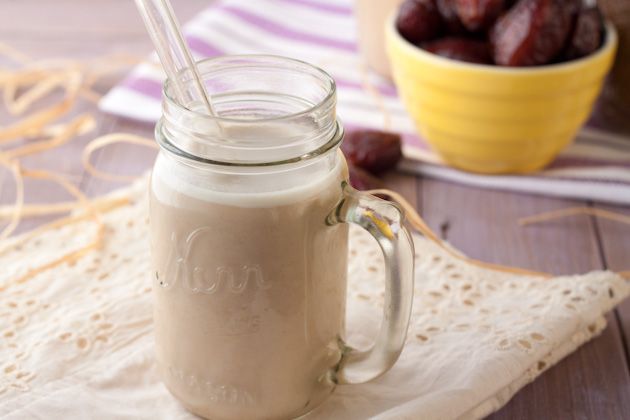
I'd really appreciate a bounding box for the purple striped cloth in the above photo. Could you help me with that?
[100,0,630,205]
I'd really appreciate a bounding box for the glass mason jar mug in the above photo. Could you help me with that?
[150,56,414,420]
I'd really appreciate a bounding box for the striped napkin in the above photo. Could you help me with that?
[99,0,630,205]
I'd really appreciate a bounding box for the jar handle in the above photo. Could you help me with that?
[328,183,414,384]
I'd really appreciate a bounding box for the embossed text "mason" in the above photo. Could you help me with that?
[167,366,255,405]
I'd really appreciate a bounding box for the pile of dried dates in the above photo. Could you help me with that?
[342,130,403,190]
[396,0,605,66]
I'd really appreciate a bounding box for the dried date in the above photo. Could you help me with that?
[396,0,443,45]
[422,37,493,64]
[455,0,505,32]
[437,0,467,34]
[342,130,403,175]
[348,163,385,191]
[490,0,579,66]
[563,6,603,60]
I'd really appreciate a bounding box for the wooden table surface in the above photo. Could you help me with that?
[1,1,629,418]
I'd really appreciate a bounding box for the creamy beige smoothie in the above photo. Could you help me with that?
[150,152,349,420]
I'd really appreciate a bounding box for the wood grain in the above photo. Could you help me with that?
[488,313,630,420]
[0,1,628,419]
[419,180,602,275]
[419,180,630,419]
[593,203,630,367]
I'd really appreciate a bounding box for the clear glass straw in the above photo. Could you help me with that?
[134,0,217,116]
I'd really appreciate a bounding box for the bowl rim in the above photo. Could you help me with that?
[387,13,618,75]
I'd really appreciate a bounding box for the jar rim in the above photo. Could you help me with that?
[159,54,341,166]
[156,118,345,168]
[163,54,337,124]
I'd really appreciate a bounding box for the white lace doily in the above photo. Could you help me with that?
[1,180,627,420]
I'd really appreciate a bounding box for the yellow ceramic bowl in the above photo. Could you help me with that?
[386,17,618,174]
